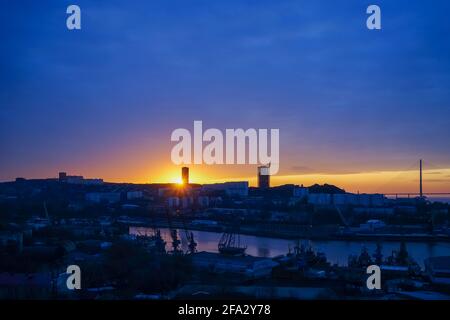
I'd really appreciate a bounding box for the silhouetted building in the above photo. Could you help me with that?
[425,256,450,286]
[85,192,120,204]
[201,182,249,197]
[258,165,270,189]
[127,191,143,200]
[167,197,180,208]
[59,172,67,181]
[197,196,210,207]
[182,167,189,185]
[58,171,103,185]
[308,193,387,207]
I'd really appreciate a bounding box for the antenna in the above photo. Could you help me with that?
[420,159,423,198]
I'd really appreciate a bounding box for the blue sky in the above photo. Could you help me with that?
[1,0,450,185]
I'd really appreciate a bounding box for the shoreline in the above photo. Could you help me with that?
[131,220,450,243]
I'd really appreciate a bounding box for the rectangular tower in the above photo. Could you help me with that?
[182,167,189,185]
[258,165,270,189]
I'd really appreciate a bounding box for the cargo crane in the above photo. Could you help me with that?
[335,205,349,228]
[136,209,166,254]
[43,201,49,220]
[43,201,53,225]
[148,208,164,241]
[165,208,182,254]
[176,210,197,254]
[135,227,166,254]
[334,204,354,236]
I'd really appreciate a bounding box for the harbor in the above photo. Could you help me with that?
[130,227,450,267]
[1,165,449,299]
[128,225,450,300]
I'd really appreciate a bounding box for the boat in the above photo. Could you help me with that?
[218,231,246,256]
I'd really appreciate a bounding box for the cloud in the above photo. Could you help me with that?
[291,166,315,173]
[412,179,449,183]
[290,166,367,175]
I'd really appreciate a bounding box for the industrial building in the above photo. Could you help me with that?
[85,192,121,204]
[358,219,386,231]
[191,251,279,279]
[425,256,450,286]
[197,196,210,207]
[293,185,309,199]
[167,197,180,208]
[308,193,332,206]
[181,196,194,208]
[0,231,24,253]
[127,191,144,200]
[257,165,270,189]
[308,193,387,207]
[201,182,249,197]
[58,172,103,185]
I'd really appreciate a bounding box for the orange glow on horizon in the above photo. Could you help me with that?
[28,158,448,194]
[148,166,450,194]
[11,132,445,194]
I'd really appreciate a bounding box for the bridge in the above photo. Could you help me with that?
[381,160,449,198]
[383,192,450,197]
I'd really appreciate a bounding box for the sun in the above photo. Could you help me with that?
[172,176,184,185]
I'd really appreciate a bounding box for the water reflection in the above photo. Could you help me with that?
[130,227,450,267]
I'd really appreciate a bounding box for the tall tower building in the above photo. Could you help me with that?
[182,167,189,185]
[258,165,270,189]
[59,172,67,182]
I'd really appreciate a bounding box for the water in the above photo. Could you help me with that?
[130,227,450,267]
[386,195,450,204]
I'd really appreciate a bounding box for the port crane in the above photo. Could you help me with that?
[164,208,182,254]
[165,208,198,254]
[43,201,49,220]
[135,227,166,254]
[148,208,165,241]
[175,210,197,254]
[43,201,53,225]
[333,203,354,235]
[335,205,350,228]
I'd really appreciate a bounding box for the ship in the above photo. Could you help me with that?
[348,242,421,276]
[218,231,247,256]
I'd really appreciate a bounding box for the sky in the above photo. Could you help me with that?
[1,0,450,193]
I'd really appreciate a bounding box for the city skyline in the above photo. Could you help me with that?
[1,1,450,304]
[5,163,450,196]
[1,0,450,193]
